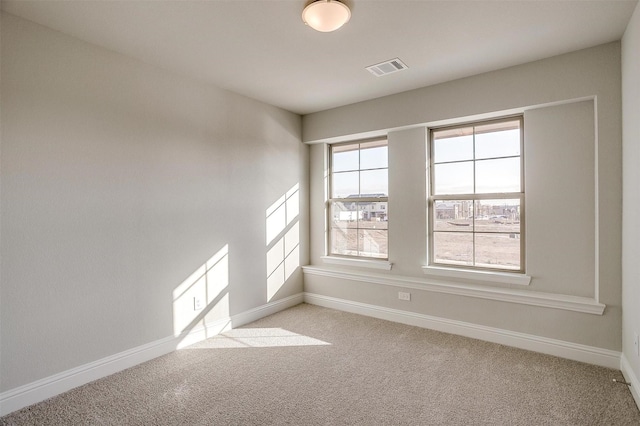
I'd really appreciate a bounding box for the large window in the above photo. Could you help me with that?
[429,117,524,272]
[329,139,388,259]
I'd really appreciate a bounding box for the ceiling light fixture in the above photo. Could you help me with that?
[302,0,351,33]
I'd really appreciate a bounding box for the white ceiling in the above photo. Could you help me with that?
[3,0,637,115]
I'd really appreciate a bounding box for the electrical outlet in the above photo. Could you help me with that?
[634,332,639,357]
[398,291,411,301]
[194,296,205,311]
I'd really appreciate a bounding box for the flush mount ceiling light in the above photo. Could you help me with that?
[302,0,351,32]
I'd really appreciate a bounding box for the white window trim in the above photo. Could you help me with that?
[422,265,531,286]
[321,256,393,271]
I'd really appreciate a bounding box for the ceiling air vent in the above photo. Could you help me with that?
[366,58,408,77]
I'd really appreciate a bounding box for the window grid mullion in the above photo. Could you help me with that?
[357,144,361,256]
[434,154,520,166]
[472,126,477,266]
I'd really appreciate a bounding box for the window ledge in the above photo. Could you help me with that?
[302,266,605,315]
[422,265,531,286]
[321,256,393,271]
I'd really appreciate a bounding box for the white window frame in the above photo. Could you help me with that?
[428,116,525,274]
[327,139,389,261]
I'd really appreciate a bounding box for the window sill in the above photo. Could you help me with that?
[302,266,605,315]
[422,265,531,286]
[321,256,393,271]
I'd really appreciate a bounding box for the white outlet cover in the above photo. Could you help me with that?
[398,291,411,301]
[194,297,205,311]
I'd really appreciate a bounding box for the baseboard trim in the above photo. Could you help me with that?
[175,293,305,349]
[303,292,620,369]
[231,293,304,328]
[0,335,179,418]
[620,354,640,410]
[0,293,304,417]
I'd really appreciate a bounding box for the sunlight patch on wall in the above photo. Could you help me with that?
[172,244,230,348]
[267,223,300,300]
[266,193,287,246]
[184,328,330,349]
[266,183,300,245]
[266,184,300,301]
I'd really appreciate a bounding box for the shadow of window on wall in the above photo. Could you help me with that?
[172,244,230,349]
[266,184,300,302]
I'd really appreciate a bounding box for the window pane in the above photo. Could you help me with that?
[430,118,523,273]
[475,127,520,160]
[474,199,520,233]
[332,144,359,172]
[475,157,520,193]
[433,232,473,266]
[474,233,520,270]
[433,200,473,232]
[359,229,387,258]
[433,131,474,163]
[330,228,358,256]
[360,169,388,196]
[360,140,388,170]
[331,201,359,226]
[332,171,359,198]
[358,202,388,228]
[329,139,388,260]
[433,161,474,195]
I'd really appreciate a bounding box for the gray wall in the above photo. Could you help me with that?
[0,13,308,392]
[305,43,622,351]
[622,2,640,383]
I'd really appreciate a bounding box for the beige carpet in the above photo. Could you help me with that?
[2,303,639,425]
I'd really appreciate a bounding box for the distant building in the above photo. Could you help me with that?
[436,201,519,221]
[435,201,472,220]
[333,194,388,221]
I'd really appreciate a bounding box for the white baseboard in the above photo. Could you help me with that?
[175,293,304,349]
[621,354,640,410]
[0,293,304,417]
[304,292,621,369]
[231,293,303,328]
[0,335,179,418]
[174,317,234,349]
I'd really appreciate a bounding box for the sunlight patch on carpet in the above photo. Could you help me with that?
[184,327,331,349]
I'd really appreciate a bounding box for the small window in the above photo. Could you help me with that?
[329,139,388,259]
[429,117,524,272]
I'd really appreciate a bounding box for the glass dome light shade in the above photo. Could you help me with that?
[302,0,351,32]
